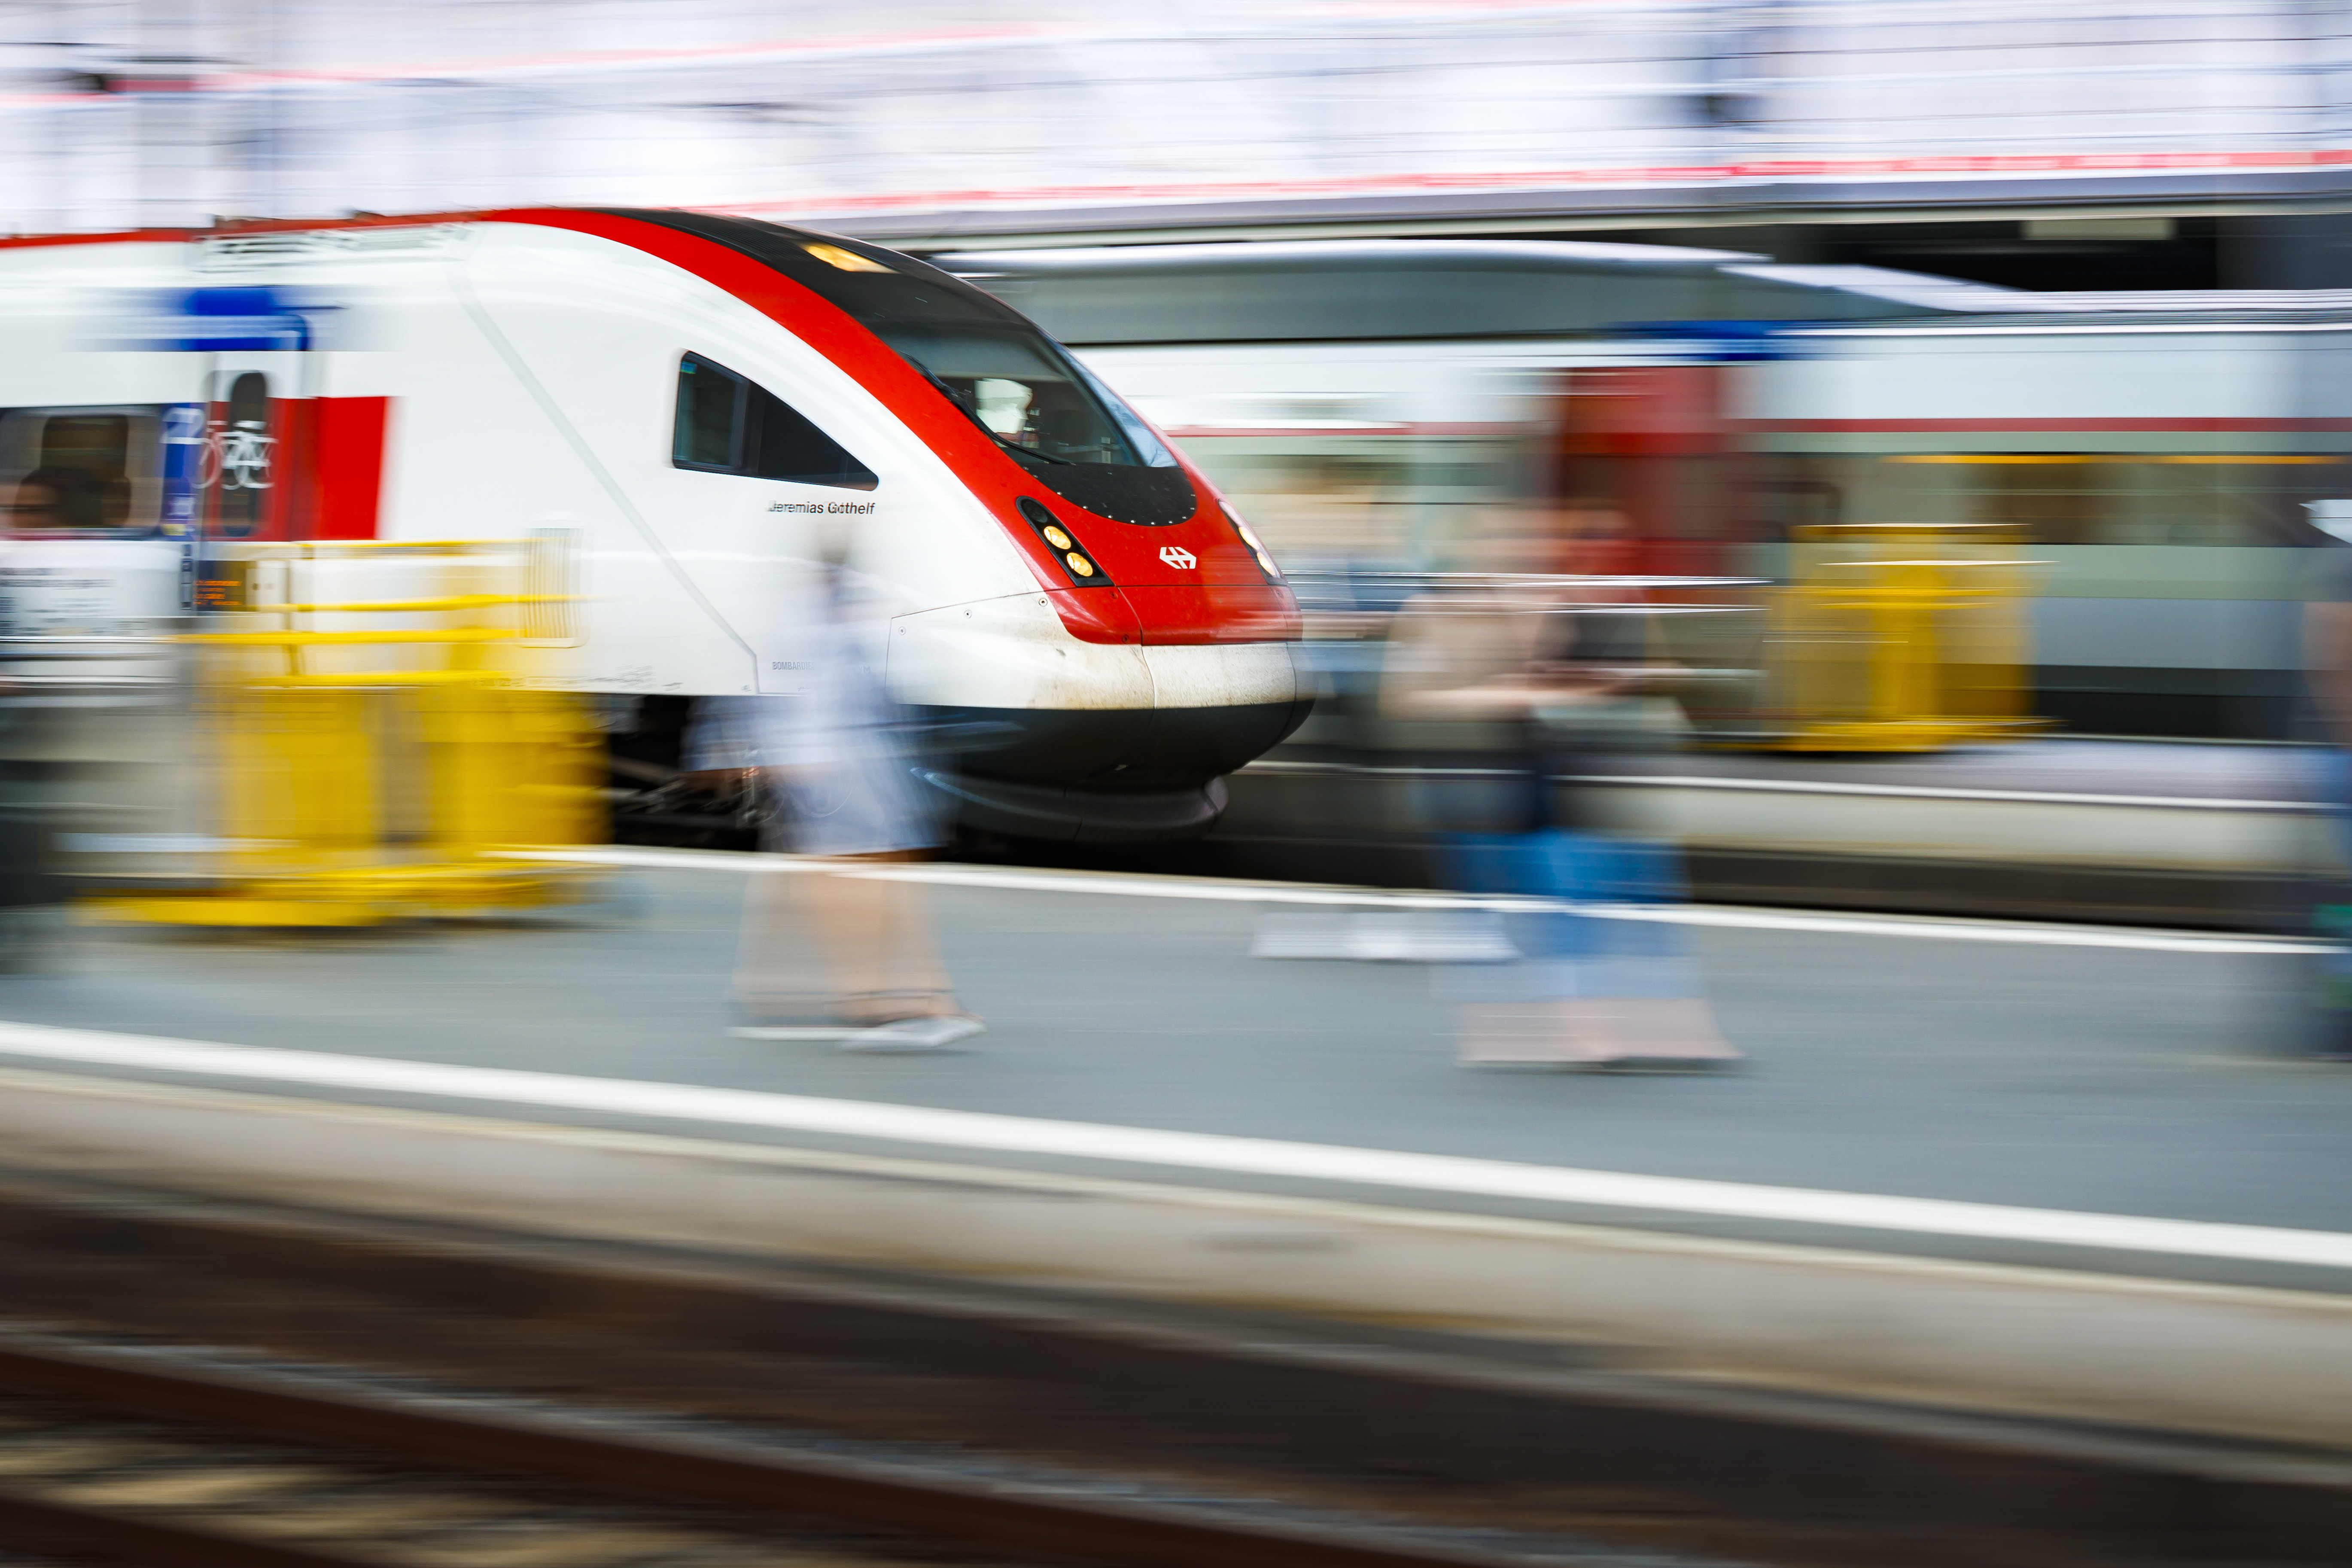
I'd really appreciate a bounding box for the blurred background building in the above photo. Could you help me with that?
[0,1,2344,289]
[3,3,2349,755]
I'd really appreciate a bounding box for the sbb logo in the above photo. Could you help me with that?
[1158,545,1198,569]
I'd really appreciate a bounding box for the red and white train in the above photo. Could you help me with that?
[0,209,1310,841]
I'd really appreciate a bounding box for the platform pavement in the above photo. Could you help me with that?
[0,851,2342,1296]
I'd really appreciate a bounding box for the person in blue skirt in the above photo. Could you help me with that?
[1382,502,1737,1068]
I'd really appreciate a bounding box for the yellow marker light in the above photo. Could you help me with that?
[1065,552,1097,578]
[802,241,894,274]
[1042,524,1074,550]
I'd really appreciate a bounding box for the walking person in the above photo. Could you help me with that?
[2300,502,2352,1060]
[719,524,983,1051]
[1383,501,1736,1068]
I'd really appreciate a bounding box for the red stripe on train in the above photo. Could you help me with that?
[308,396,391,540]
[482,208,1294,646]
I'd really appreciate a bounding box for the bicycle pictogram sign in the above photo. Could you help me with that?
[195,420,275,493]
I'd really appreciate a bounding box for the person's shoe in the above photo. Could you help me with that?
[1585,1053,1743,1074]
[2307,1010,2352,1061]
[842,1014,986,1052]
[727,1024,864,1040]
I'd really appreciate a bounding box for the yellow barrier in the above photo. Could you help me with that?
[1770,523,2044,752]
[89,539,604,927]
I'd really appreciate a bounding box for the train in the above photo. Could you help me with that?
[0,209,1314,844]
[3,216,2340,877]
[934,240,2349,740]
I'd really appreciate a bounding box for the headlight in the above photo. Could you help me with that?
[1220,501,1282,582]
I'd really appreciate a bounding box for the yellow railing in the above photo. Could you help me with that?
[88,539,605,927]
[1770,523,2044,752]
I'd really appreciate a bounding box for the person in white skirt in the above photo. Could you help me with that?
[711,541,983,1052]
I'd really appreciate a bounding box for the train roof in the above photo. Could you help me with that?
[12,218,2339,345]
[937,239,1769,275]
[930,240,2009,346]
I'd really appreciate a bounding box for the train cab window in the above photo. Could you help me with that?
[672,354,876,491]
[874,324,1170,471]
[615,213,1194,523]
[674,356,744,469]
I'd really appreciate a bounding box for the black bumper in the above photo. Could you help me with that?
[913,698,1312,843]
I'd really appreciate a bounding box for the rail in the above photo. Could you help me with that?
[0,1332,1520,1568]
[0,1172,2343,1566]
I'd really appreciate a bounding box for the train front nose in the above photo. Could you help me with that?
[891,594,1308,843]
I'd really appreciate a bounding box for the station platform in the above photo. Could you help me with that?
[0,851,2347,1446]
[0,850,2338,1277]
[1218,735,2334,929]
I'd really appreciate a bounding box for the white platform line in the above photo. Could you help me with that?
[1244,760,2319,812]
[0,1018,2347,1271]
[508,847,2325,956]
[1585,905,2320,955]
[1579,774,2318,813]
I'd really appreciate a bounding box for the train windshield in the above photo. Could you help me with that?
[605,210,1196,524]
[868,322,1174,471]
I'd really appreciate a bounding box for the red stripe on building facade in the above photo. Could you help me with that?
[1738,418,2352,433]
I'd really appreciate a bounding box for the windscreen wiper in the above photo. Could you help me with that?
[983,427,1074,466]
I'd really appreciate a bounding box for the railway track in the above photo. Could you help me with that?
[0,1332,1559,1568]
[0,1170,2341,1567]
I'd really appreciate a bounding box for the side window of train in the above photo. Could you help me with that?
[672,354,878,492]
[0,406,156,533]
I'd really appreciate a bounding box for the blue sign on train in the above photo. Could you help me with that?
[165,288,312,352]
[159,403,204,609]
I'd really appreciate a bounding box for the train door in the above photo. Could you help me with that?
[1554,364,1740,577]
[663,351,880,694]
[1553,363,1764,728]
[202,359,296,544]
[194,344,397,610]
